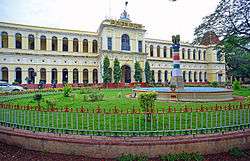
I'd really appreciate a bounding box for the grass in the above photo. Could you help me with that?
[0,87,249,136]
[1,87,249,111]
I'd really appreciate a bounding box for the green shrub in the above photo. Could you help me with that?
[160,152,204,161]
[45,99,56,109]
[233,80,241,90]
[89,92,104,102]
[82,94,89,102]
[211,81,218,87]
[63,84,72,97]
[33,94,42,107]
[228,147,245,158]
[244,96,250,104]
[117,154,148,161]
[80,88,94,94]
[138,92,157,112]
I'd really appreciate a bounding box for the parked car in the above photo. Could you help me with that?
[0,81,25,92]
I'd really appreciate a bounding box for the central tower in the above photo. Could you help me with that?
[170,35,184,90]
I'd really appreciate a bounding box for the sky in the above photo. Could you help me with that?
[0,0,220,42]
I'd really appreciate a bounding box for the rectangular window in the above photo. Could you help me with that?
[107,37,112,51]
[138,41,142,53]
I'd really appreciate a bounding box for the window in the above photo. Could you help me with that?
[151,70,155,83]
[83,39,88,52]
[73,68,79,83]
[73,38,78,52]
[107,37,112,50]
[40,35,46,50]
[92,40,98,53]
[83,69,88,84]
[62,37,68,51]
[1,67,8,82]
[188,71,192,82]
[150,45,153,57]
[198,50,201,60]
[52,36,57,51]
[15,33,22,49]
[183,71,186,82]
[199,72,202,82]
[193,49,196,60]
[216,50,222,61]
[28,34,34,50]
[187,49,191,59]
[163,46,167,58]
[157,45,160,57]
[121,34,130,51]
[1,32,8,48]
[93,69,98,84]
[203,50,206,61]
[158,70,162,83]
[138,41,142,53]
[164,70,168,82]
[51,68,57,84]
[194,71,197,82]
[204,72,207,82]
[182,48,185,59]
[15,67,22,84]
[170,47,173,58]
[40,68,46,84]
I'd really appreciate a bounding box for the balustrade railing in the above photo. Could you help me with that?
[0,103,249,136]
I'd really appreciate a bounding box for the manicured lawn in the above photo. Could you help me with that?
[1,87,248,110]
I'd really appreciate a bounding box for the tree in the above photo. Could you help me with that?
[113,58,121,83]
[102,56,112,84]
[144,61,151,83]
[134,61,142,82]
[193,0,250,52]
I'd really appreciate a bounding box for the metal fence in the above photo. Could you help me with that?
[0,103,250,136]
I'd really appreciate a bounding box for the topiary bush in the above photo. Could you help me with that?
[88,92,104,102]
[63,84,72,97]
[233,80,241,90]
[138,92,157,112]
[33,94,42,107]
[160,152,204,161]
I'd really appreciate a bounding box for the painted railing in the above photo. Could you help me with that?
[0,103,249,136]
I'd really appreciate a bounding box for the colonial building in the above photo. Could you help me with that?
[0,9,225,85]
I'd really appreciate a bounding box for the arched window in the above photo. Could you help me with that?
[15,67,22,84]
[198,50,201,60]
[52,36,57,51]
[182,48,185,59]
[121,34,130,51]
[28,68,35,84]
[83,39,88,52]
[62,68,68,83]
[183,71,186,82]
[73,68,79,84]
[203,50,206,61]
[157,45,160,57]
[51,68,57,84]
[188,71,192,82]
[158,70,162,83]
[15,33,22,49]
[216,50,222,61]
[40,35,46,50]
[204,72,207,82]
[164,70,168,83]
[170,47,173,58]
[92,40,98,53]
[193,49,196,60]
[187,49,191,59]
[28,34,35,50]
[83,69,88,84]
[93,69,98,84]
[62,37,68,51]
[73,38,78,52]
[150,45,154,57]
[194,71,197,82]
[1,67,8,82]
[199,72,202,82]
[40,68,46,84]
[163,46,167,58]
[1,32,8,48]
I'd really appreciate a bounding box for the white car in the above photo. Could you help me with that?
[0,81,25,92]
